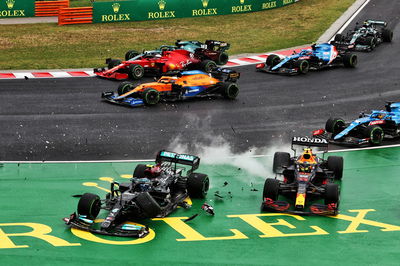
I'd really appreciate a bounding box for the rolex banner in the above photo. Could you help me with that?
[0,0,34,18]
[93,0,299,23]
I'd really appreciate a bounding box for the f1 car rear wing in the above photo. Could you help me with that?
[291,136,329,155]
[365,19,387,27]
[156,150,200,171]
[292,136,329,147]
[205,40,230,52]
[210,67,240,82]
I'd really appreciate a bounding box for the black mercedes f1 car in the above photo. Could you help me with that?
[262,136,343,216]
[64,150,210,237]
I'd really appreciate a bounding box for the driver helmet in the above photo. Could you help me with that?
[298,163,312,173]
[149,164,162,177]
[377,113,385,119]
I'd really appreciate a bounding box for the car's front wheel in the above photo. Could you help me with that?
[117,81,134,96]
[263,178,280,201]
[77,193,101,220]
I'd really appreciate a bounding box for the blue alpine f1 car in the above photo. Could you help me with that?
[256,43,357,75]
[314,102,400,146]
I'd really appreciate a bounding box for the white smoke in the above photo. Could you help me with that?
[168,132,292,184]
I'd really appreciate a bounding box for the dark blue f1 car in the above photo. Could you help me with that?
[314,102,400,146]
[256,43,357,75]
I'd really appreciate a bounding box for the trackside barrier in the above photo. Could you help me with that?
[35,0,69,17]
[58,7,93,25]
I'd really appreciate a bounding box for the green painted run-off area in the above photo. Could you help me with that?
[0,147,399,265]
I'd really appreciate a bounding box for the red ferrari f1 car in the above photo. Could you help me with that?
[94,49,218,80]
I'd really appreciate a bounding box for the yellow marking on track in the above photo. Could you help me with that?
[99,177,114,183]
[82,182,110,193]
[120,174,132,179]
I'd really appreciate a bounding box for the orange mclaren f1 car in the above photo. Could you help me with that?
[101,68,240,107]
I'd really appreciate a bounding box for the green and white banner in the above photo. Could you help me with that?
[93,0,299,23]
[0,0,34,18]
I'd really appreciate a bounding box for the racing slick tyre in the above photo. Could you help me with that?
[221,82,239,100]
[266,54,281,67]
[77,193,101,220]
[273,152,291,174]
[133,164,148,178]
[334,33,344,42]
[128,64,145,80]
[200,60,218,72]
[365,36,376,50]
[216,52,229,65]
[294,59,309,74]
[125,50,140,60]
[327,156,344,180]
[263,178,280,201]
[142,88,160,106]
[325,118,346,136]
[135,192,162,218]
[382,28,393,42]
[107,59,122,69]
[343,53,357,68]
[365,125,384,145]
[187,173,209,198]
[117,81,134,95]
[324,183,340,215]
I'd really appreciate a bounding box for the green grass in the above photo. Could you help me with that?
[1,0,355,70]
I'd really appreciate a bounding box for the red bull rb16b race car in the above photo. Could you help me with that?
[262,136,343,216]
[313,102,400,146]
[256,43,357,75]
[94,49,218,80]
[64,150,210,238]
[101,68,240,107]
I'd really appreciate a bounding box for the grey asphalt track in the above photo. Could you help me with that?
[0,0,399,161]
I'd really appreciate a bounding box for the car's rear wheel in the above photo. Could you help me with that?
[343,53,357,68]
[200,60,217,72]
[108,59,122,69]
[142,88,160,106]
[187,173,209,198]
[221,82,239,100]
[382,28,393,42]
[117,81,134,96]
[125,50,139,60]
[77,193,101,220]
[295,59,309,74]
[273,152,291,174]
[327,156,344,180]
[128,64,145,80]
[365,125,384,145]
[266,54,281,67]
[133,164,148,178]
[325,118,346,136]
[263,178,280,201]
[135,192,161,218]
[216,52,229,65]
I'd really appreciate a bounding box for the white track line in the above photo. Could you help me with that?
[332,0,371,39]
[1,144,399,164]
